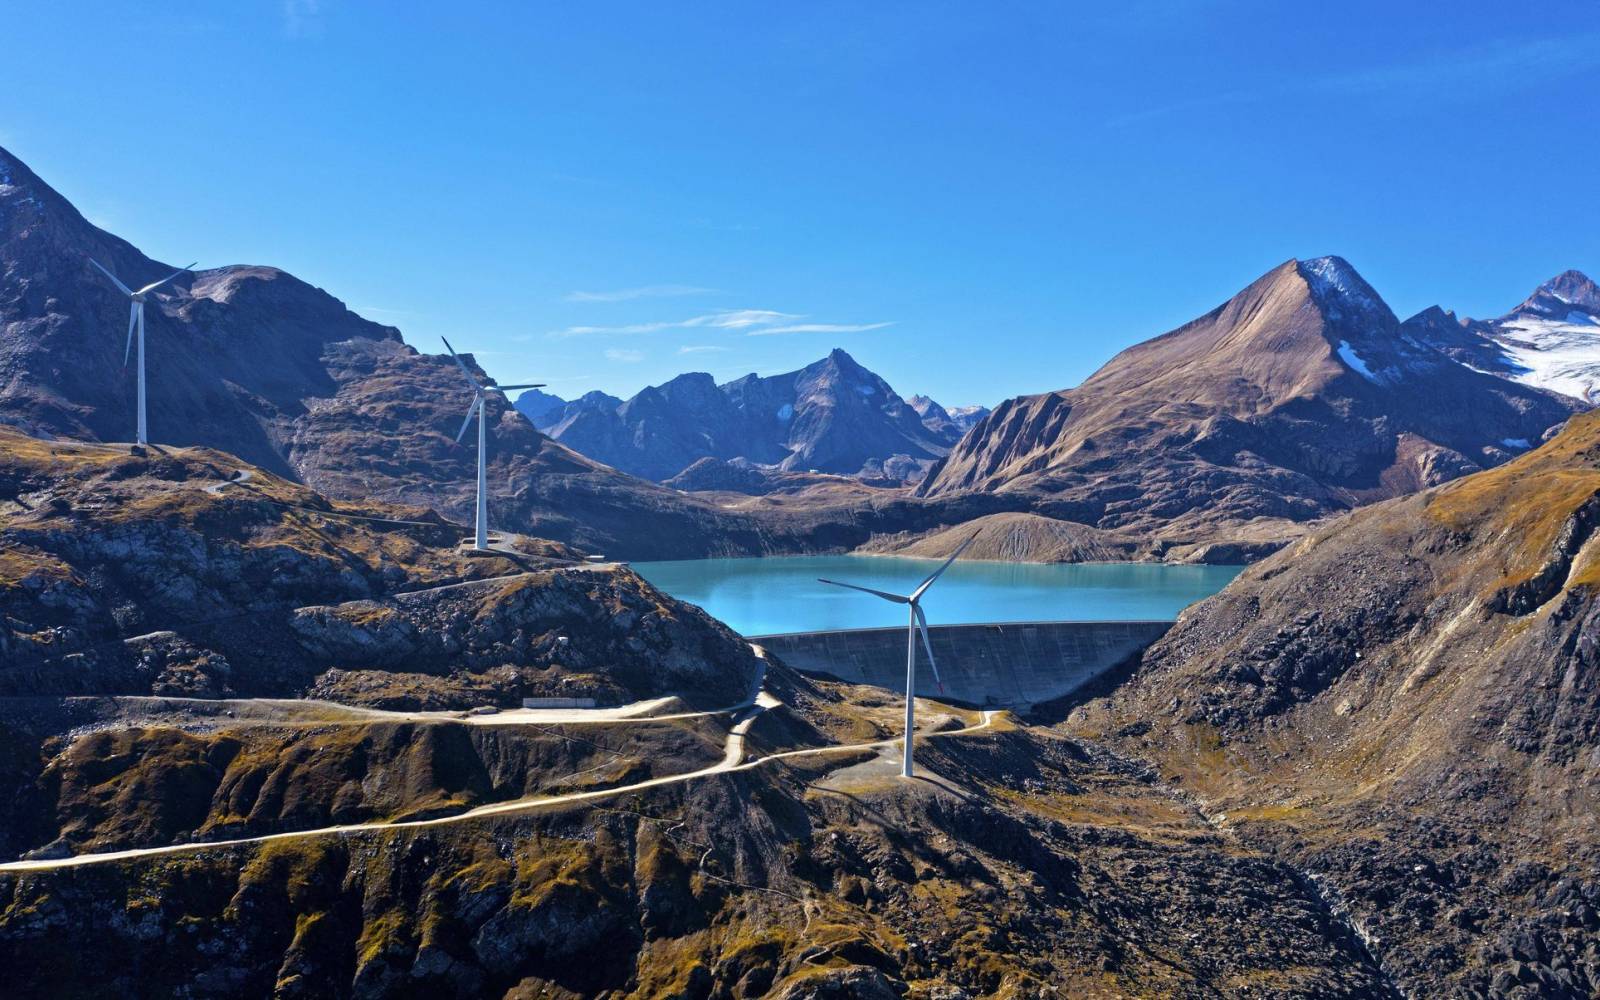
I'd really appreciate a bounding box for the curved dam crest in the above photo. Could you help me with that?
[752,620,1172,710]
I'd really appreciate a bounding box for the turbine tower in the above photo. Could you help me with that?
[87,258,195,447]
[818,531,979,778]
[442,337,544,551]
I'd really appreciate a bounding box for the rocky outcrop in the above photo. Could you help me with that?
[858,512,1138,563]
[297,570,761,710]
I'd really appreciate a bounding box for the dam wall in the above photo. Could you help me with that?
[751,620,1172,709]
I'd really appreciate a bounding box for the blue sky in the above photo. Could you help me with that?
[3,2,1597,407]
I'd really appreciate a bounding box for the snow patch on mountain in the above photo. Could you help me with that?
[1337,341,1383,383]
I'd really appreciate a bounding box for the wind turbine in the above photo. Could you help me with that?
[442,337,544,551]
[818,531,980,778]
[87,258,195,447]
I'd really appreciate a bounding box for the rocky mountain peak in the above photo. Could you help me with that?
[907,394,949,421]
[1295,255,1398,329]
[1509,268,1600,321]
[0,145,56,225]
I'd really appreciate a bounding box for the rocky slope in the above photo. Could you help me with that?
[917,257,1581,557]
[0,427,760,708]
[538,349,966,483]
[1405,269,1600,403]
[0,675,1401,998]
[1069,410,1600,997]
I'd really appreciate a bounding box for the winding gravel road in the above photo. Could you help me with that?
[0,649,999,874]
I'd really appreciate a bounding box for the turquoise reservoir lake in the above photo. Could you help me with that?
[631,556,1242,636]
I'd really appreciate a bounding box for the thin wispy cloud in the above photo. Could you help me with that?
[549,309,800,338]
[565,284,717,303]
[750,321,894,336]
[677,345,729,355]
[703,309,797,330]
[604,348,645,363]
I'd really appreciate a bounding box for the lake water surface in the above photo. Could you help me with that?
[632,556,1242,636]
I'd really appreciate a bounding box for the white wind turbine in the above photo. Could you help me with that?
[87,258,196,446]
[818,531,980,778]
[442,337,544,551]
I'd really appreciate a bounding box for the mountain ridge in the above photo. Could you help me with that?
[521,348,979,484]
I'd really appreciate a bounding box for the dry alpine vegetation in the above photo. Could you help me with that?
[1069,410,1600,998]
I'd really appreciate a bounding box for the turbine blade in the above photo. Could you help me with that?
[440,337,483,389]
[911,529,981,601]
[134,262,196,296]
[817,578,909,604]
[88,258,133,296]
[124,301,138,367]
[455,394,480,443]
[914,604,944,694]
[490,383,546,391]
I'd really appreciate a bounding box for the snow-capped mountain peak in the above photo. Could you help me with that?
[1403,269,1600,404]
[1512,269,1600,321]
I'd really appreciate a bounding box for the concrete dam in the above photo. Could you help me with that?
[752,620,1172,709]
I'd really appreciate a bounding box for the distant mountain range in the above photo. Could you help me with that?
[912,256,1586,559]
[513,350,989,484]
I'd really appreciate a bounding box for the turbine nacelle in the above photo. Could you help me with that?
[441,336,544,438]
